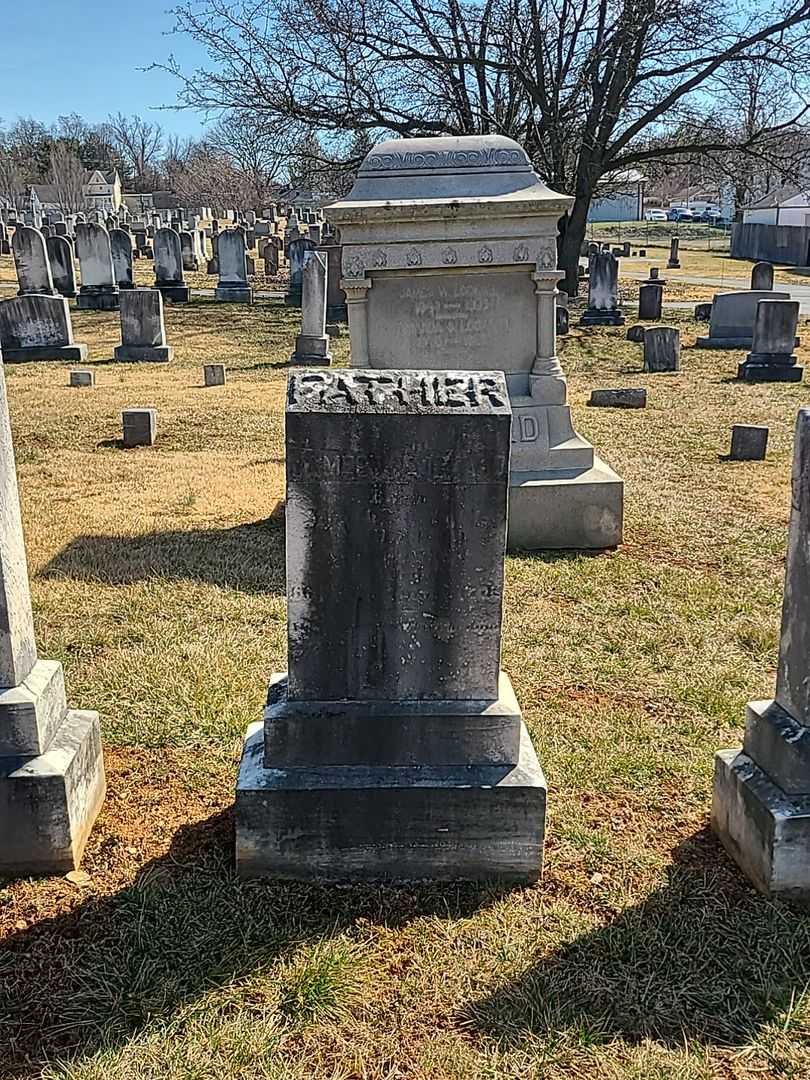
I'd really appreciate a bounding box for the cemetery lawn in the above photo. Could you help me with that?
[2,298,810,1080]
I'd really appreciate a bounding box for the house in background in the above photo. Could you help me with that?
[84,169,122,213]
[743,185,810,226]
[29,184,60,214]
[586,170,646,222]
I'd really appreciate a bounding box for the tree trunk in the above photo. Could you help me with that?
[558,191,592,297]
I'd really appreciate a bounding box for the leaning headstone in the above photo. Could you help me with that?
[697,290,791,349]
[667,236,680,269]
[580,250,624,325]
[0,360,105,872]
[0,295,87,361]
[153,228,190,302]
[69,369,95,388]
[204,363,226,386]
[180,230,199,272]
[588,388,647,408]
[638,283,663,321]
[643,326,680,372]
[285,236,316,306]
[235,368,546,881]
[76,223,119,310]
[214,230,253,303]
[737,300,802,382]
[114,289,173,363]
[46,235,77,298]
[122,408,157,448]
[110,229,134,290]
[12,226,55,296]
[751,261,774,291]
[290,252,332,365]
[713,407,810,899]
[729,424,768,460]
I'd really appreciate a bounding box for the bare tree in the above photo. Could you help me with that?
[165,0,810,291]
[107,113,165,189]
[206,111,296,205]
[49,143,88,214]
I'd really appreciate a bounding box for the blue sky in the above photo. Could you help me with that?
[0,1,210,136]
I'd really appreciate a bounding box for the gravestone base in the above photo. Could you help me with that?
[215,285,253,303]
[236,716,546,882]
[579,308,625,326]
[737,355,803,383]
[0,709,106,875]
[284,286,303,307]
[77,285,119,311]
[114,344,173,363]
[290,333,332,366]
[508,458,624,551]
[156,284,190,303]
[2,343,88,363]
[712,747,810,903]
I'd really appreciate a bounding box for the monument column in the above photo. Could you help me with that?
[0,355,106,872]
[343,279,372,367]
[530,272,565,402]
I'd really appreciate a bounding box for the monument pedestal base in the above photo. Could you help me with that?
[215,285,253,303]
[712,748,810,903]
[236,717,546,882]
[2,344,88,363]
[737,357,803,382]
[157,285,190,303]
[114,344,173,363]
[77,286,119,311]
[290,333,332,366]
[508,457,624,551]
[579,309,625,326]
[0,709,106,875]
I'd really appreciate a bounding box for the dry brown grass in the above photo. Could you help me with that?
[0,289,809,1080]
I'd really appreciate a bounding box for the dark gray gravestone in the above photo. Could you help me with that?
[588,388,647,408]
[638,283,663,321]
[236,369,546,882]
[110,229,134,289]
[643,326,680,372]
[580,250,624,325]
[115,289,173,363]
[46,235,77,298]
[713,407,810,899]
[751,261,774,291]
[730,424,768,460]
[737,300,802,383]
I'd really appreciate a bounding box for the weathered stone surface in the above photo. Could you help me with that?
[588,388,647,408]
[291,252,332,364]
[180,230,198,271]
[0,363,37,689]
[730,424,768,460]
[13,226,55,295]
[667,236,680,268]
[215,230,253,303]
[236,368,547,881]
[285,236,316,306]
[114,290,172,362]
[154,229,189,302]
[69,369,95,388]
[751,261,774,290]
[713,408,810,900]
[122,408,157,447]
[738,300,802,382]
[0,294,87,362]
[76,223,119,310]
[581,251,624,325]
[204,363,226,386]
[638,283,663,321]
[110,229,134,289]
[46,235,77,298]
[643,326,680,372]
[694,302,712,321]
[626,324,646,342]
[697,290,791,349]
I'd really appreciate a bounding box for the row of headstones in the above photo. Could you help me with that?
[0,288,172,362]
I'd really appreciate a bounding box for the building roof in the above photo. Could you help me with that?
[746,183,807,210]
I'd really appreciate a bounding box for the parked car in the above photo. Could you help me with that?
[644,208,668,221]
[667,207,699,222]
[700,209,725,225]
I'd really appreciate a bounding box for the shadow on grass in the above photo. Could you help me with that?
[0,808,507,1074]
[462,828,810,1049]
[40,513,285,594]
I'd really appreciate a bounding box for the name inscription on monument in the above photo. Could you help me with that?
[288,369,509,412]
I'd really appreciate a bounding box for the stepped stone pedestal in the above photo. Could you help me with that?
[0,358,105,873]
[236,369,546,882]
[713,407,810,901]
